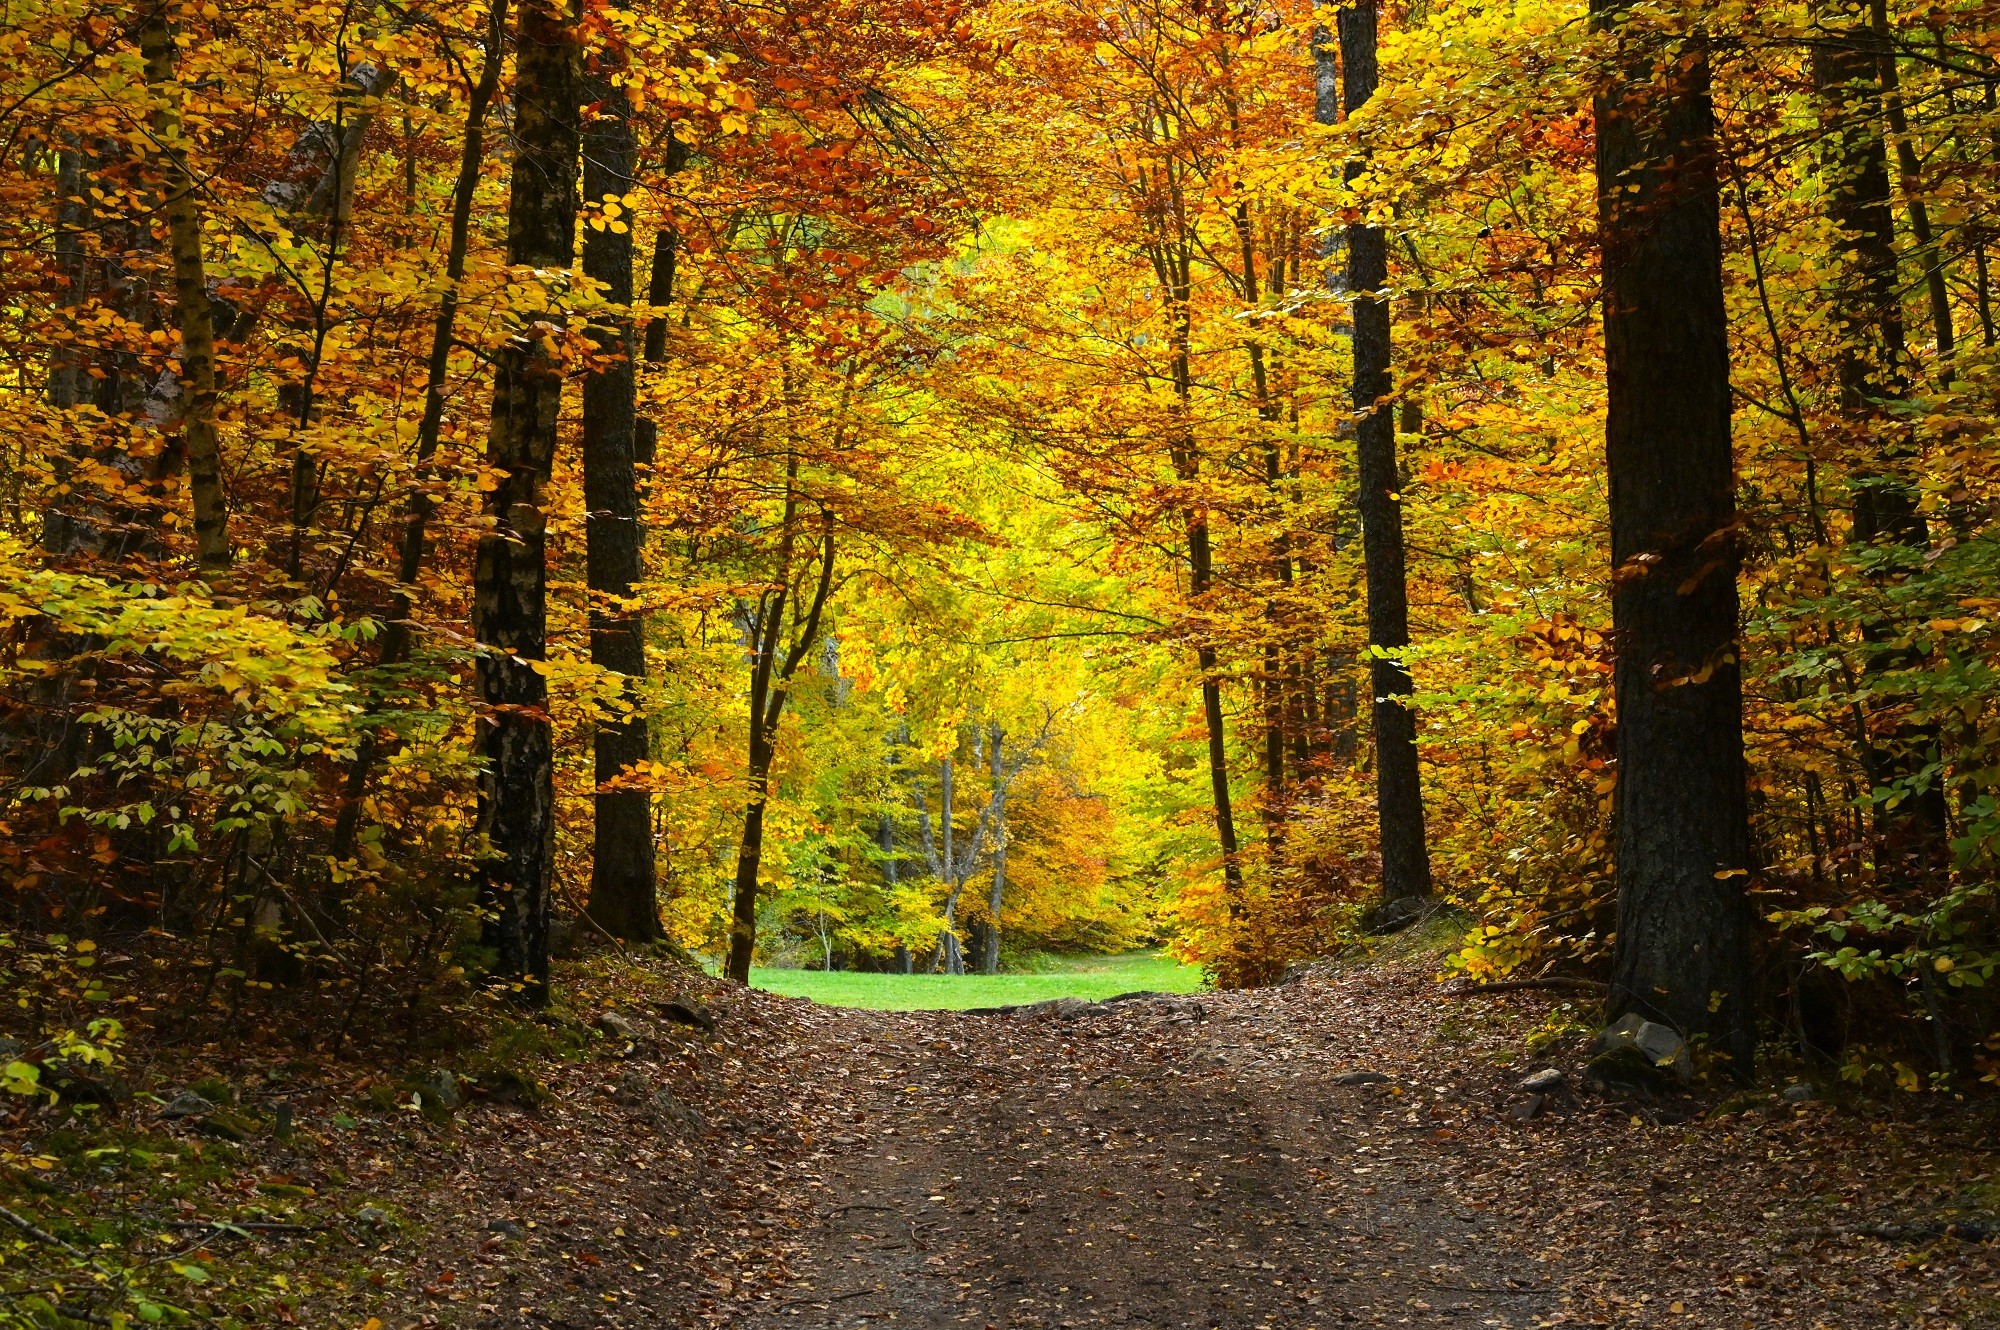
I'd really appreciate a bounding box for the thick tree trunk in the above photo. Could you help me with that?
[474,0,577,1005]
[982,724,1007,975]
[580,56,660,940]
[1340,0,1432,903]
[141,7,229,574]
[1593,2,1753,1066]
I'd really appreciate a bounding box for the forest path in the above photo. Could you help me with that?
[734,976,1543,1330]
[723,963,1997,1330]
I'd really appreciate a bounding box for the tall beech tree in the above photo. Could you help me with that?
[1593,0,1752,1063]
[580,42,660,940]
[473,0,578,1003]
[1339,0,1432,907]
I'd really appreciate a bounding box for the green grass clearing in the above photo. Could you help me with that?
[749,949,1206,1011]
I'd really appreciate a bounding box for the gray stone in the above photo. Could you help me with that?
[486,1217,524,1238]
[356,1206,396,1229]
[1332,1071,1391,1086]
[1510,1093,1545,1121]
[417,1069,462,1111]
[1518,1068,1564,1094]
[1780,1083,1818,1103]
[1593,1013,1691,1084]
[659,1000,717,1032]
[159,1089,215,1119]
[650,1089,706,1134]
[1013,997,1093,1021]
[595,1010,639,1040]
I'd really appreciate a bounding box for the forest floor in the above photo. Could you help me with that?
[11,946,2000,1329]
[708,962,2000,1330]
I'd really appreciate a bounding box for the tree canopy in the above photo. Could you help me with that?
[2,0,1999,1094]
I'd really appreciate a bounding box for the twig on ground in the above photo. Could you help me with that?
[1444,978,1609,997]
[0,1205,89,1259]
[771,1287,874,1309]
[155,1219,326,1234]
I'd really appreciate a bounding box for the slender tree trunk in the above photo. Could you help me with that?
[939,754,967,974]
[44,146,95,557]
[1811,6,1914,535]
[1811,2,1950,846]
[635,134,686,469]
[982,724,1007,975]
[725,493,835,984]
[1148,216,1243,906]
[1340,0,1432,903]
[1594,0,1753,1066]
[331,0,509,858]
[881,812,913,973]
[141,6,229,574]
[727,732,776,981]
[727,574,788,985]
[473,0,577,1005]
[50,149,88,417]
[580,52,659,940]
[1869,0,1953,365]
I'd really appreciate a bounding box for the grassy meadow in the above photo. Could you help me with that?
[748,949,1205,1011]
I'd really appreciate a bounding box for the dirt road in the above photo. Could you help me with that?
[722,966,1997,1329]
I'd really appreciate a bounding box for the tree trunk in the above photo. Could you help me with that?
[1867,0,1952,365]
[727,736,775,982]
[1810,2,1950,845]
[580,53,659,940]
[473,0,577,1005]
[982,724,1007,975]
[1594,1,1753,1067]
[725,494,835,984]
[141,6,229,574]
[1147,209,1243,908]
[1811,6,1908,434]
[881,811,913,973]
[939,754,967,975]
[1340,0,1432,903]
[330,0,510,859]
